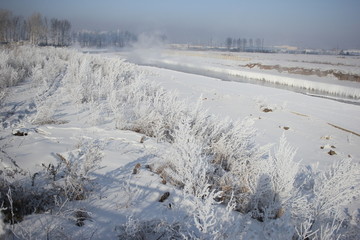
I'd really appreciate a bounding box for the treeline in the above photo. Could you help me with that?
[0,9,71,46]
[74,30,137,48]
[0,9,138,48]
[225,37,264,52]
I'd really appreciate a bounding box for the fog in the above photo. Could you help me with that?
[1,0,360,49]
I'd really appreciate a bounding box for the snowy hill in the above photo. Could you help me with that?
[0,45,359,239]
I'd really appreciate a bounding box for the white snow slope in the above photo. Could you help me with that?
[0,46,360,239]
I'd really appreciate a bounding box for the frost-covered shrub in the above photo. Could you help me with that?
[0,50,22,88]
[49,138,104,200]
[116,216,188,240]
[160,117,210,195]
[293,157,360,239]
[0,137,103,227]
[192,185,222,236]
[0,176,59,224]
[248,134,299,221]
[0,45,68,89]
[109,75,188,140]
[63,53,130,105]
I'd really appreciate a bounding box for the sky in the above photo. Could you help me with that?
[1,0,360,49]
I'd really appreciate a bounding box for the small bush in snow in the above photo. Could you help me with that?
[49,138,104,200]
[116,216,187,240]
[0,137,103,226]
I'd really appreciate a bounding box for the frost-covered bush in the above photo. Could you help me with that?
[108,73,189,140]
[116,216,188,240]
[0,45,69,89]
[47,138,104,200]
[0,175,59,224]
[0,45,70,126]
[63,53,133,105]
[0,137,103,227]
[0,49,24,88]
[160,117,210,195]
[293,158,360,239]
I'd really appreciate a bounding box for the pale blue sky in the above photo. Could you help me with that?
[1,0,360,49]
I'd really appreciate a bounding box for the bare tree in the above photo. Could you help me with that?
[59,20,71,46]
[50,18,71,46]
[28,13,46,45]
[236,38,242,51]
[0,9,72,46]
[43,17,49,45]
[255,38,262,51]
[20,19,28,41]
[0,9,11,42]
[9,16,21,42]
[242,38,247,51]
[226,37,232,51]
[249,38,253,50]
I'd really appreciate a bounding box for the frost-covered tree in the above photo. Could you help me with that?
[28,13,46,45]
[50,18,71,46]
[76,30,137,48]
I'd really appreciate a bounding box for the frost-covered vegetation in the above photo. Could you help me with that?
[1,45,359,239]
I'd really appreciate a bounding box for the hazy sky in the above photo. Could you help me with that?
[1,0,360,49]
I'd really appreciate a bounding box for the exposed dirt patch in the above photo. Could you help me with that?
[289,59,358,67]
[159,192,170,202]
[12,130,28,136]
[321,135,332,140]
[32,119,69,125]
[243,63,360,82]
[262,108,273,113]
[132,163,141,174]
[328,150,337,155]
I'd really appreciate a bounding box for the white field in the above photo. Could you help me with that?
[1,46,360,239]
[119,49,360,100]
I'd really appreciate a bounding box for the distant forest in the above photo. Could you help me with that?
[225,37,264,52]
[75,30,137,48]
[0,9,137,48]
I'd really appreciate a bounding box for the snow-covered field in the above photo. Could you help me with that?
[1,46,360,239]
[119,48,360,101]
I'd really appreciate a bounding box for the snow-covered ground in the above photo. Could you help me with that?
[118,48,360,101]
[113,47,360,168]
[1,46,360,239]
[142,66,360,170]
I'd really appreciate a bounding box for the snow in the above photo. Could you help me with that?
[1,46,360,239]
[139,66,360,169]
[118,49,360,100]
